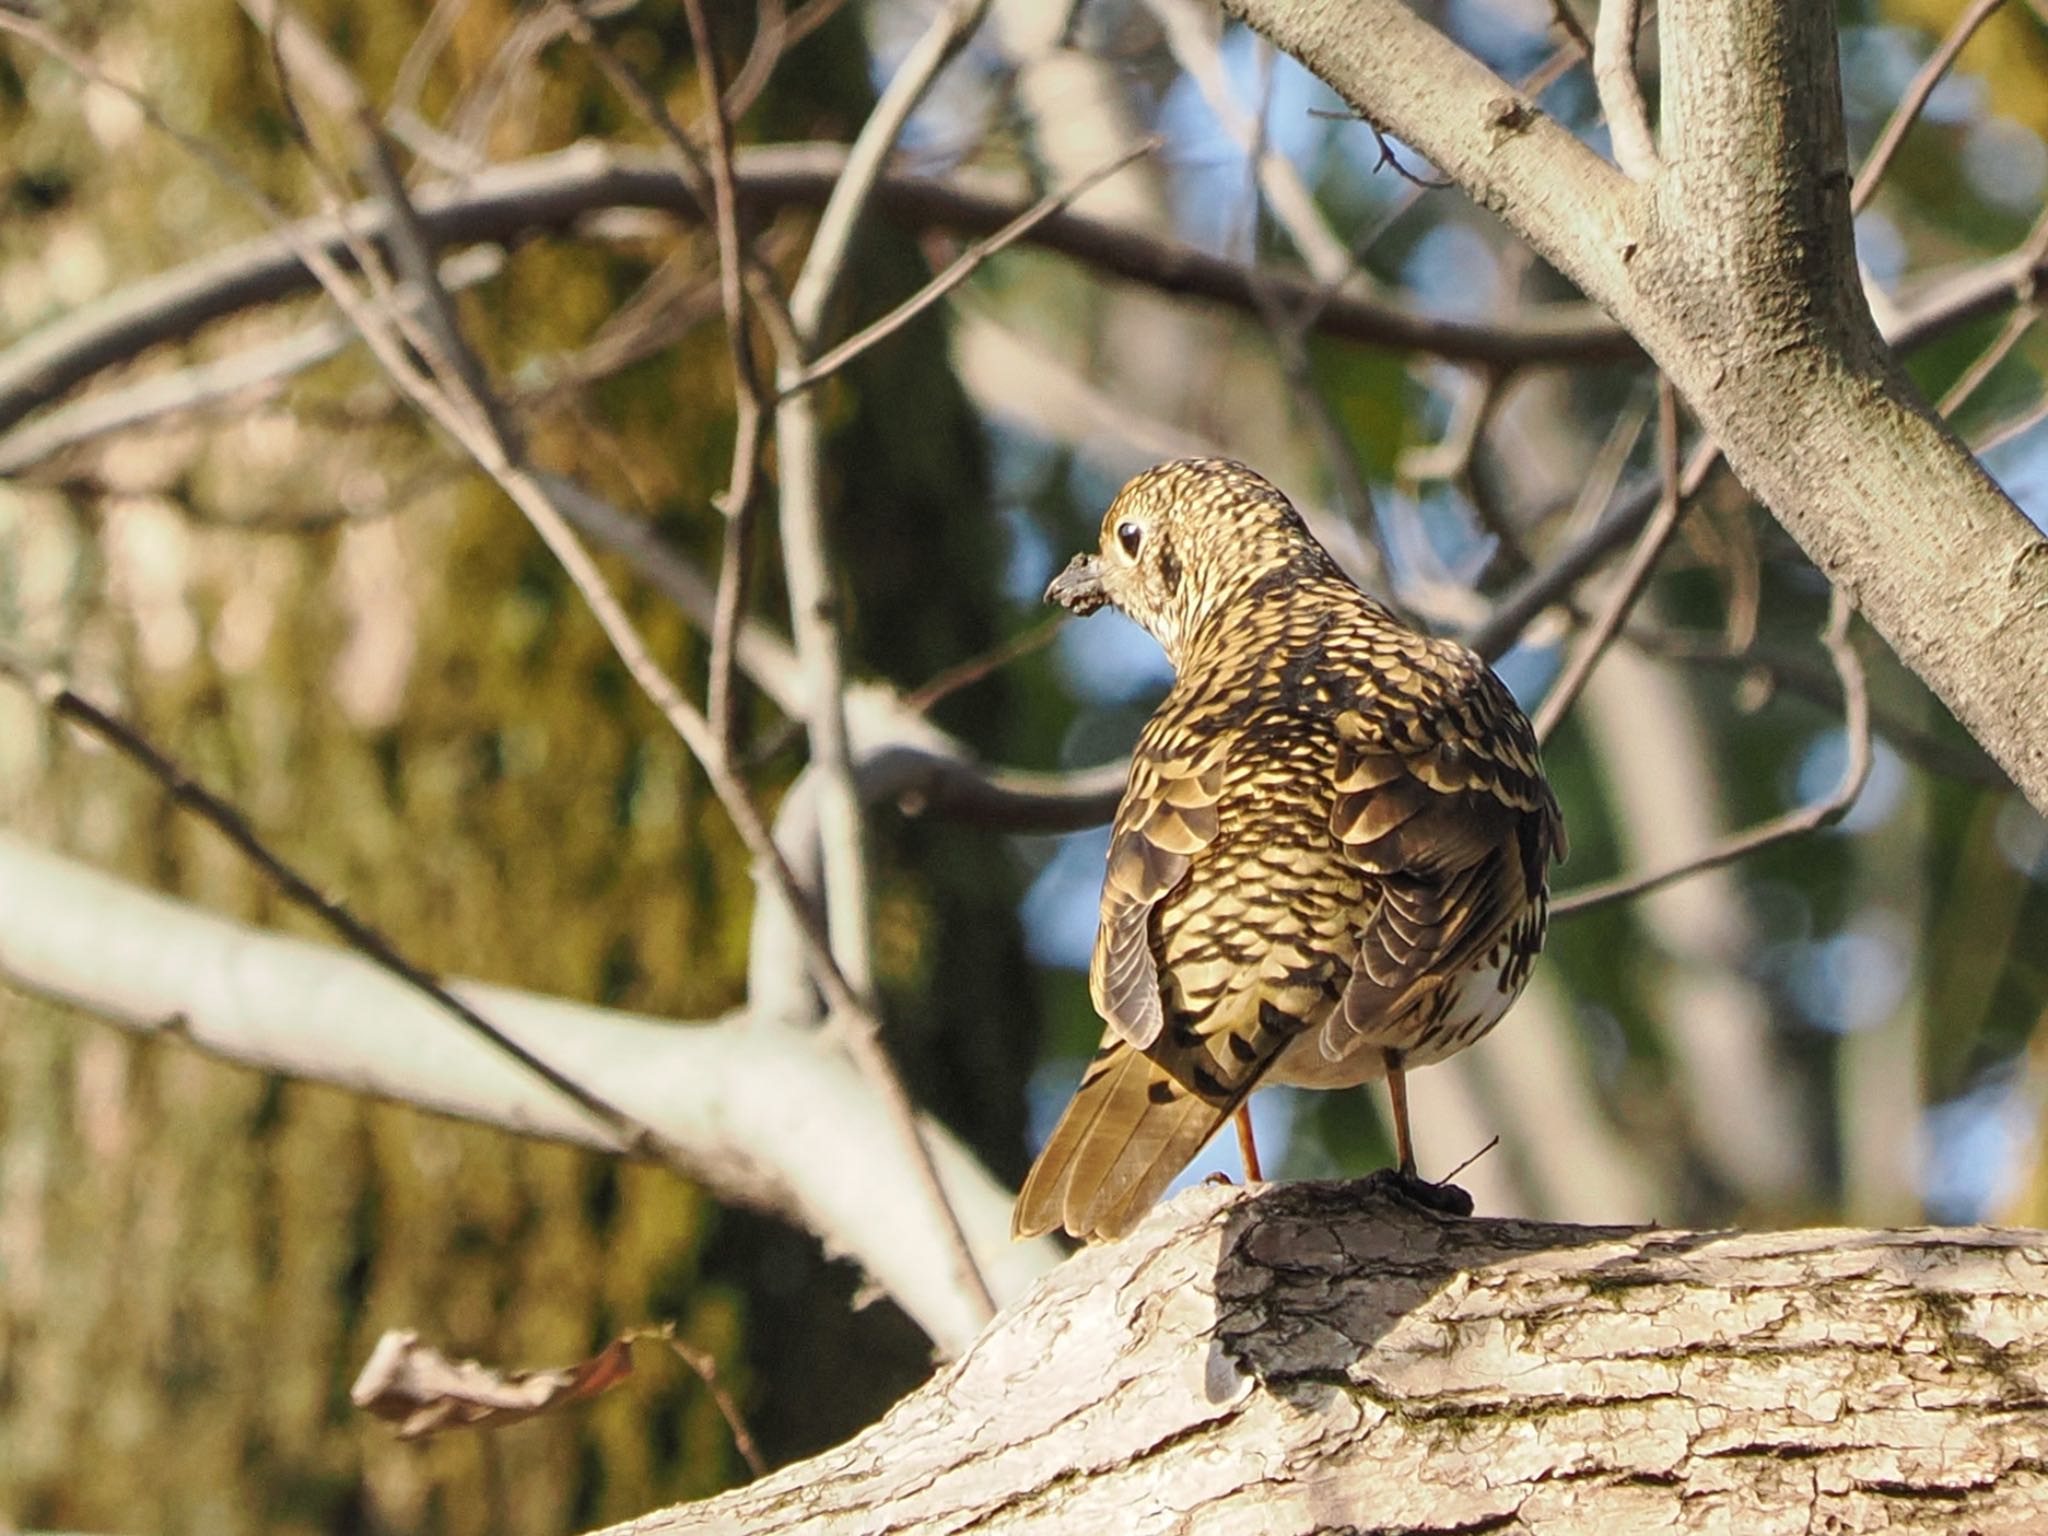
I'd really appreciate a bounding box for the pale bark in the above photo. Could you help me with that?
[621,1182,2048,1535]
[0,832,1055,1353]
[1223,0,2048,818]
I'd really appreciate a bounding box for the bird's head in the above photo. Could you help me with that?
[1044,458,1336,666]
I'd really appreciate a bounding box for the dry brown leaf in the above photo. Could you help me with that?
[349,1328,636,1439]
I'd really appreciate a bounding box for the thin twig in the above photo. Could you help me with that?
[1624,623,2003,787]
[1211,25,1393,592]
[678,0,771,758]
[1937,304,2039,420]
[1283,39,1591,353]
[903,619,1064,715]
[786,0,993,345]
[1471,431,1720,662]
[1553,585,1870,917]
[1936,207,2048,420]
[1534,377,1685,741]
[636,1325,768,1480]
[1973,392,2048,456]
[725,0,852,120]
[1592,0,1659,178]
[560,1,791,764]
[385,0,468,122]
[1146,0,1354,284]
[0,652,685,1164]
[779,136,1158,396]
[1850,0,2005,214]
[1549,0,1595,59]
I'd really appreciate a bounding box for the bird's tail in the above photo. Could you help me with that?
[1012,1034,1235,1242]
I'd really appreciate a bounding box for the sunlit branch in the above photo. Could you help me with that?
[1592,0,1658,178]
[777,0,1000,1323]
[0,652,685,1167]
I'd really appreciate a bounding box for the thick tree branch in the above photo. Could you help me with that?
[1226,0,2048,817]
[620,1182,2048,1534]
[0,142,1639,445]
[0,830,1053,1355]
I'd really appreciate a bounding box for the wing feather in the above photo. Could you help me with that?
[1322,645,1562,1061]
[1088,727,1230,1051]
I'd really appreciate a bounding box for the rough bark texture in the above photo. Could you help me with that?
[1223,0,2048,819]
[616,1183,2048,1534]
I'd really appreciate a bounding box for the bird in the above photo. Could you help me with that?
[1014,458,1566,1243]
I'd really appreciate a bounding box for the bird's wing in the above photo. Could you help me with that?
[1088,718,1229,1051]
[1320,641,1564,1059]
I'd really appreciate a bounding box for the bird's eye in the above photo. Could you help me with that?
[1116,520,1144,558]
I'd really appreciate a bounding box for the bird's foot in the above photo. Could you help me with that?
[1361,1165,1474,1218]
[1203,1170,1237,1187]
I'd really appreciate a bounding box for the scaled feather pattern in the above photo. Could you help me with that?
[1017,459,1566,1242]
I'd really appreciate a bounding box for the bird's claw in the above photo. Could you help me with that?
[1361,1165,1475,1217]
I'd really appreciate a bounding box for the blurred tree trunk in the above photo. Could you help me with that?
[0,3,1035,1529]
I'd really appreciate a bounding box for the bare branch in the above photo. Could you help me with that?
[779,136,1158,396]
[0,653,685,1168]
[0,830,1053,1354]
[769,0,1001,1326]
[1849,0,2006,215]
[1553,585,1870,917]
[1592,0,1659,178]
[676,0,771,757]
[1145,0,1355,283]
[0,245,494,476]
[5,12,1007,1344]
[787,0,993,346]
[10,122,2046,467]
[1533,377,1684,741]
[0,142,1645,447]
[621,1184,2048,1534]
[1230,0,2048,814]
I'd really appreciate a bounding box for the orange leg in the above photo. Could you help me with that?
[1233,1103,1263,1183]
[1383,1048,1416,1176]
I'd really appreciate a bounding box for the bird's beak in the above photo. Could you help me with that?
[1045,553,1109,615]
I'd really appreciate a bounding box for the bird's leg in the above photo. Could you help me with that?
[1233,1103,1263,1183]
[1384,1047,1416,1176]
[1364,1047,1474,1217]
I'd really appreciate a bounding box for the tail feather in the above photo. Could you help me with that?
[1013,1037,1235,1242]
